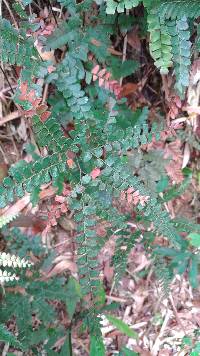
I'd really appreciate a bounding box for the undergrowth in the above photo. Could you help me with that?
[0,0,199,354]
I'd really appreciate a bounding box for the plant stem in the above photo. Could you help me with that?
[0,65,14,94]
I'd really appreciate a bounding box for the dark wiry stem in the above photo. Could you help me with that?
[46,0,58,26]
[0,65,14,94]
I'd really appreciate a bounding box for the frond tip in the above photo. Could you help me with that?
[0,269,19,283]
[0,252,33,268]
[0,213,18,229]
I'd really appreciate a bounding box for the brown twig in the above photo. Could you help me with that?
[0,110,21,126]
[46,0,58,26]
[119,9,129,86]
[0,65,15,94]
[169,293,186,335]
[2,0,18,29]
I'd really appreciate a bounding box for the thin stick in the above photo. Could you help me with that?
[169,293,186,334]
[2,0,18,29]
[0,110,20,126]
[151,310,171,356]
[46,0,58,26]
[42,83,49,104]
[106,294,128,303]
[0,65,15,94]
[119,9,129,86]
[0,142,9,163]
[2,342,9,356]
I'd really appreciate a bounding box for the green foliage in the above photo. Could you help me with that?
[0,153,66,208]
[112,231,140,284]
[0,0,199,354]
[0,213,18,229]
[90,334,105,355]
[155,244,200,289]
[0,324,23,350]
[0,18,40,79]
[158,0,200,20]
[147,10,173,74]
[105,314,138,339]
[106,0,140,14]
[0,229,77,353]
[188,233,200,248]
[32,116,70,152]
[105,0,199,93]
[167,16,191,96]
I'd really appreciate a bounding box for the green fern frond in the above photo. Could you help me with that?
[74,201,102,301]
[112,230,140,284]
[53,54,91,120]
[154,255,172,298]
[106,0,140,14]
[163,174,192,202]
[0,153,66,208]
[0,19,38,67]
[167,16,191,96]
[173,217,200,234]
[158,0,200,20]
[0,269,19,283]
[0,213,18,229]
[0,323,23,349]
[32,116,71,152]
[147,9,173,74]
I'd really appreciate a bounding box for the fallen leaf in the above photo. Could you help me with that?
[182,142,190,168]
[46,260,77,277]
[120,83,138,97]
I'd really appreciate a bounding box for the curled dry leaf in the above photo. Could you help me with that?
[46,259,77,278]
[182,142,190,169]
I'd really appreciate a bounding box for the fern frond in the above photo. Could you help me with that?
[32,116,71,152]
[0,153,66,208]
[147,9,173,74]
[0,252,32,268]
[0,324,23,349]
[74,201,102,301]
[0,19,38,66]
[154,255,172,298]
[167,17,191,96]
[112,231,140,284]
[0,213,18,229]
[106,0,140,14]
[158,0,200,20]
[55,54,91,120]
[173,217,200,234]
[0,269,19,283]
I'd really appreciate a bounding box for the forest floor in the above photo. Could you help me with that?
[0,1,200,355]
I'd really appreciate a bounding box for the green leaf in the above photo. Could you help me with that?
[90,335,105,356]
[188,233,200,248]
[65,277,81,319]
[105,315,138,339]
[119,347,139,356]
[189,255,199,288]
